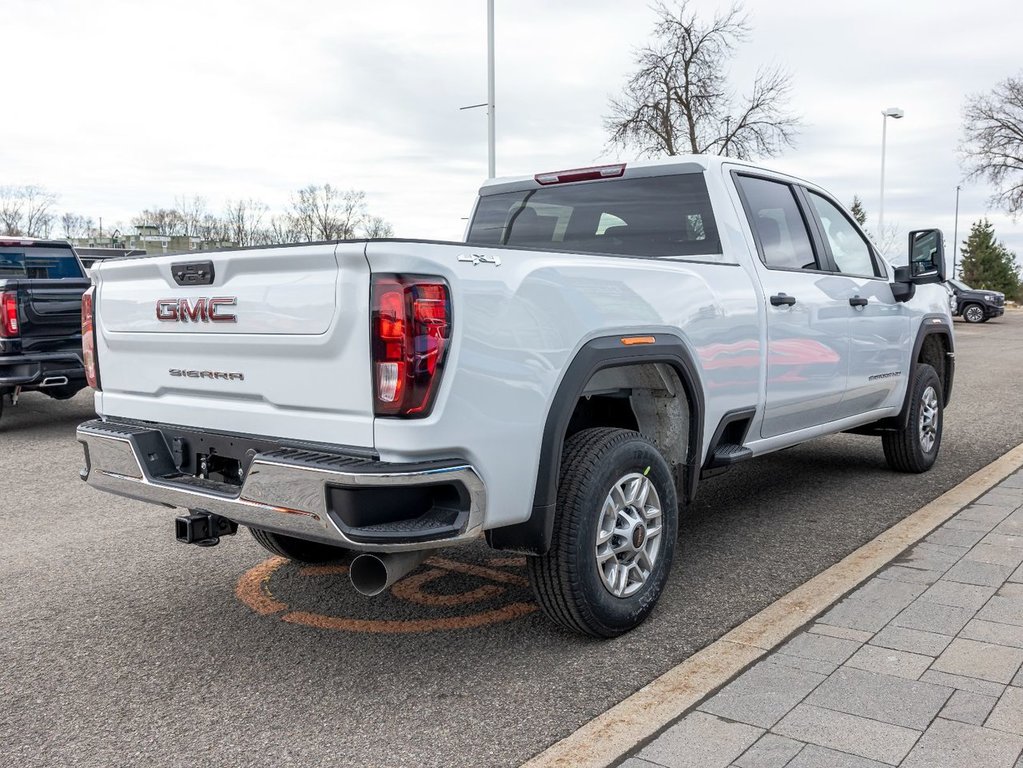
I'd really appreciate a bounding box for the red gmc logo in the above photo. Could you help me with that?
[156,297,237,323]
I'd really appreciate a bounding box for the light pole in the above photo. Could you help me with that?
[952,185,961,279]
[878,106,905,235]
[459,0,496,178]
[486,0,495,178]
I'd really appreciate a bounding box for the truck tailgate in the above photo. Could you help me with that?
[13,278,91,353]
[93,243,375,448]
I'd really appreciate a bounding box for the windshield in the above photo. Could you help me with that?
[467,174,721,258]
[949,279,972,291]
[0,246,84,279]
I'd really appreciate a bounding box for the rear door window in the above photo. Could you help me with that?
[734,175,820,271]
[0,247,85,279]
[467,174,721,257]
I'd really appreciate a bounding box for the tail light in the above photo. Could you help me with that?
[0,292,18,337]
[371,275,451,416]
[534,163,626,185]
[82,286,100,389]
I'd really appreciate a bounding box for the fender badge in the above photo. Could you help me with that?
[458,253,501,267]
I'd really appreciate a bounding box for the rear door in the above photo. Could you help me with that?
[94,243,376,448]
[731,172,850,438]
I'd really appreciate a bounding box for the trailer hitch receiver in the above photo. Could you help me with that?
[175,511,238,547]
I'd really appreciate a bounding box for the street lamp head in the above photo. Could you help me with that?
[882,107,905,119]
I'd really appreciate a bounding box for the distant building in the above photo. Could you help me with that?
[72,224,236,255]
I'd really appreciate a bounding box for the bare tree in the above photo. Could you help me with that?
[265,214,301,245]
[0,185,58,237]
[961,73,1023,216]
[60,212,89,238]
[605,1,800,159]
[290,185,374,241]
[361,215,394,238]
[23,186,57,238]
[223,198,269,247]
[132,207,185,236]
[175,196,210,237]
[0,186,25,235]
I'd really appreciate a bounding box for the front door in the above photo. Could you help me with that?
[801,190,909,417]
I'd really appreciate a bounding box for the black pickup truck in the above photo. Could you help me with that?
[0,238,91,423]
[947,278,1006,323]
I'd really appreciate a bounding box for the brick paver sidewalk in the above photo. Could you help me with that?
[621,471,1023,768]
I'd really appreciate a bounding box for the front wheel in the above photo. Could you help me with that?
[527,428,678,637]
[962,304,985,323]
[249,527,350,563]
[882,364,943,473]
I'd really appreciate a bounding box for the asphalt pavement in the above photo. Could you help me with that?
[2,312,1023,768]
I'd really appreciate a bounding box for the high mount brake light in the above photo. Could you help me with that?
[82,286,100,389]
[534,163,626,185]
[0,292,18,337]
[371,276,451,417]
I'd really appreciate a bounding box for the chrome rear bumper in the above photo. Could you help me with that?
[76,419,486,553]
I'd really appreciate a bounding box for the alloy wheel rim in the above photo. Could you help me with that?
[966,306,983,322]
[595,472,663,598]
[919,385,939,453]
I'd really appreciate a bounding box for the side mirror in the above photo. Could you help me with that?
[906,229,945,284]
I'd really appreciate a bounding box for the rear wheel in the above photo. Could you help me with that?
[882,364,943,473]
[962,304,985,323]
[249,527,350,563]
[527,428,678,637]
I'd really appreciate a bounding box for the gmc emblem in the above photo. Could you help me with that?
[156,297,237,323]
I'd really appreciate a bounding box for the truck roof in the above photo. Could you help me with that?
[0,236,76,249]
[478,154,810,197]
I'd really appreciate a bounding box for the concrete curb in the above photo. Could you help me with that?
[522,441,1023,768]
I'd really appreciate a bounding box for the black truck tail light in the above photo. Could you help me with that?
[82,285,100,389]
[0,292,18,337]
[371,275,451,417]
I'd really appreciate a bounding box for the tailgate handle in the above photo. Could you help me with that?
[172,261,215,286]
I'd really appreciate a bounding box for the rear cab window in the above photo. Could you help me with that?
[0,246,85,279]
[733,175,820,271]
[466,174,721,258]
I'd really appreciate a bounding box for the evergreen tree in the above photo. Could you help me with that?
[959,218,1021,295]
[849,196,867,227]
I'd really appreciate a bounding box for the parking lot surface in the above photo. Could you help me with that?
[2,312,1022,768]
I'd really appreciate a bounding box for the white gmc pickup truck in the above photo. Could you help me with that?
[77,156,954,637]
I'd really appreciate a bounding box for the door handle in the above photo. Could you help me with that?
[849,296,869,307]
[770,293,796,306]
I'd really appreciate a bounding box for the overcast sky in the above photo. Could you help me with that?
[5,0,1022,265]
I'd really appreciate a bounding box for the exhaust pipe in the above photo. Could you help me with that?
[349,551,428,596]
[40,376,69,388]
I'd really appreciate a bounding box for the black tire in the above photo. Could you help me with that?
[527,428,678,638]
[980,316,991,323]
[249,527,350,563]
[882,363,943,473]
[962,303,985,324]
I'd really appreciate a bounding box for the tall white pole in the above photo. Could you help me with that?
[952,185,961,279]
[487,0,496,179]
[879,114,888,235]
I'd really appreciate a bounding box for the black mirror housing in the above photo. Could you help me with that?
[906,229,946,284]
